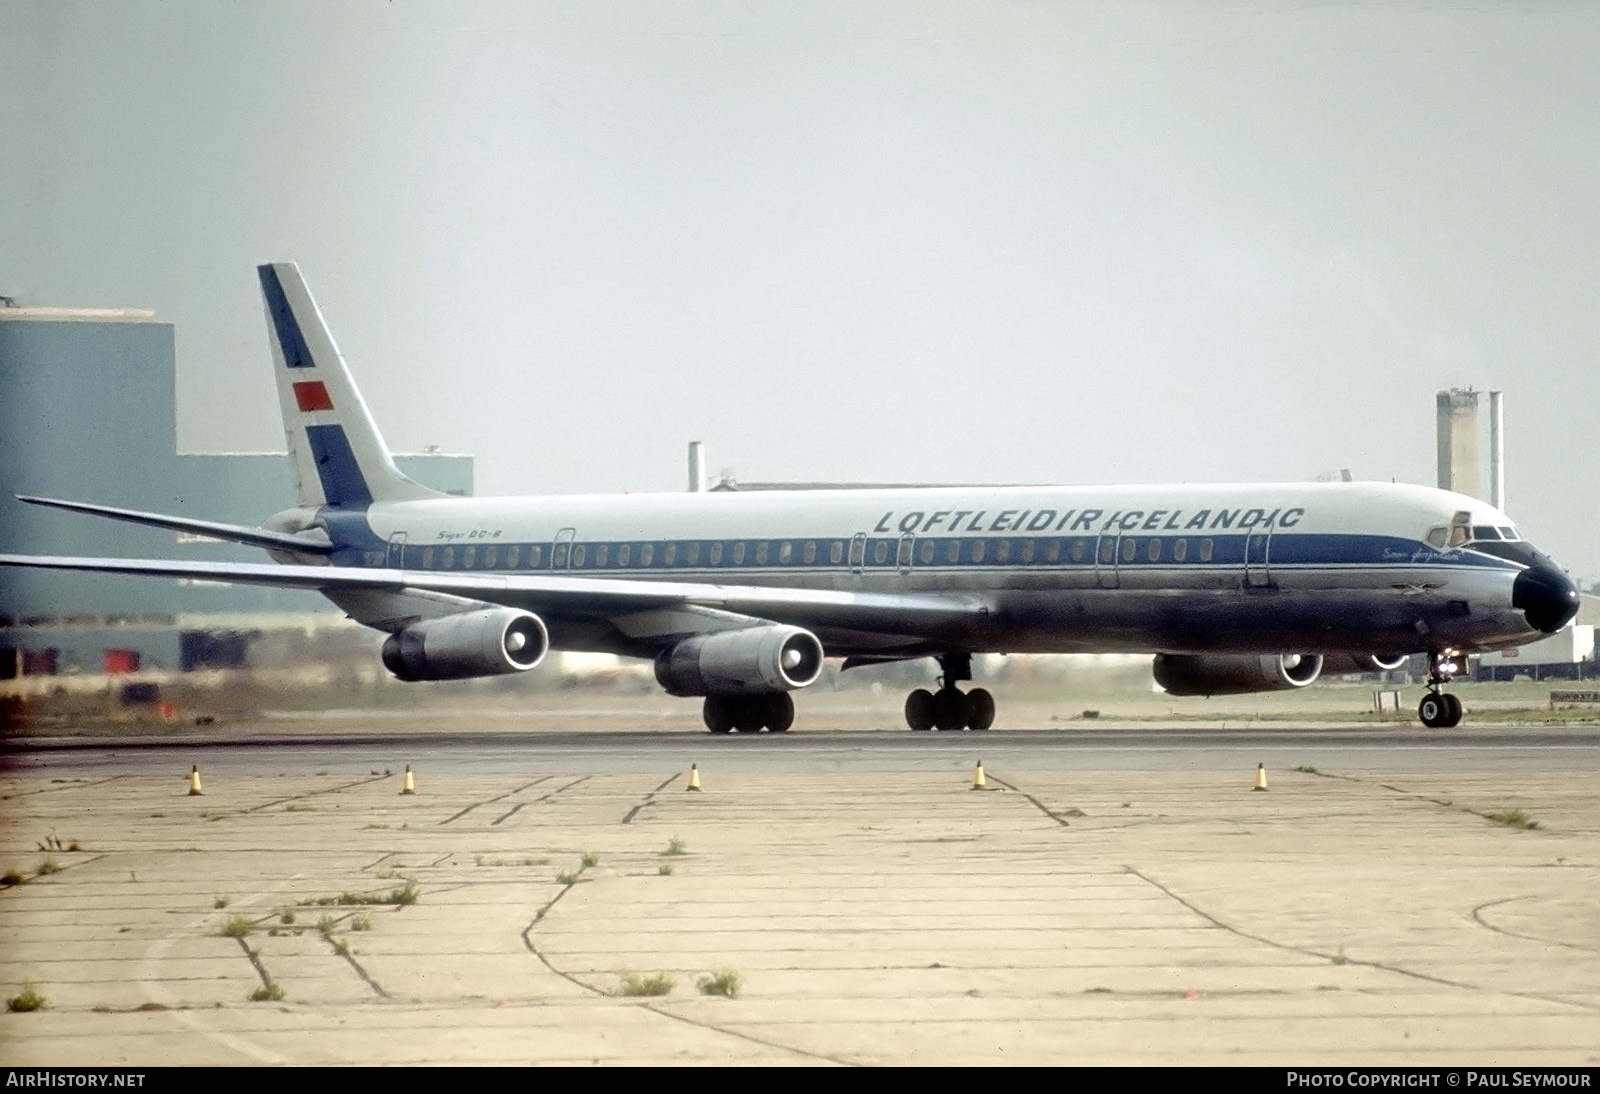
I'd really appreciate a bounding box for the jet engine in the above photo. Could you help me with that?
[654,624,825,697]
[1321,652,1410,675]
[381,608,548,681]
[1153,653,1324,697]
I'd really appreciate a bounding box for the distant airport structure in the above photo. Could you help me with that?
[0,299,471,678]
[1435,387,1506,508]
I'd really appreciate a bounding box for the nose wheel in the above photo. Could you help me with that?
[1417,652,1464,728]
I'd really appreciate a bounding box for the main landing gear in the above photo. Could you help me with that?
[904,652,995,732]
[703,693,794,734]
[1418,651,1464,729]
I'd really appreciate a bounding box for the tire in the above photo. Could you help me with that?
[732,697,766,733]
[1440,692,1463,728]
[967,687,995,731]
[1418,693,1447,728]
[703,697,734,734]
[764,692,795,733]
[932,687,968,732]
[905,688,935,731]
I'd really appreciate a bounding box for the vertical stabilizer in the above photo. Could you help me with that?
[258,263,441,508]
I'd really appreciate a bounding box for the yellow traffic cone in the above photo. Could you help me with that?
[1253,763,1268,792]
[971,761,987,791]
[187,765,204,796]
[400,765,416,795]
[686,763,702,792]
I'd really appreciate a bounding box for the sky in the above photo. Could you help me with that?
[4,1,1599,580]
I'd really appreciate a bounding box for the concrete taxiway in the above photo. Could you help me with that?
[1,726,1597,1066]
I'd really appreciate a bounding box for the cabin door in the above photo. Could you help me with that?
[1095,533,1120,589]
[1245,530,1272,588]
[387,532,407,569]
[551,527,576,570]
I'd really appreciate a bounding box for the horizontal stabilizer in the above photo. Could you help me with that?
[14,494,334,555]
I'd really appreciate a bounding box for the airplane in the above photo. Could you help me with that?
[0,263,1582,732]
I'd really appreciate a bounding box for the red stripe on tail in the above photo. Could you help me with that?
[292,380,334,412]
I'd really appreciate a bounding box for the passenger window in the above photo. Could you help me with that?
[596,544,610,567]
[803,541,817,564]
[640,544,653,567]
[552,543,568,568]
[1098,538,1115,564]
[996,539,1011,563]
[484,546,498,569]
[1147,538,1161,562]
[507,545,520,569]
[778,542,792,564]
[1020,540,1035,564]
[686,542,700,566]
[1172,538,1188,563]
[919,539,935,564]
[733,542,747,564]
[571,545,586,568]
[755,542,769,565]
[528,545,541,568]
[897,538,912,567]
[873,540,888,565]
[1199,538,1214,562]
[946,540,960,564]
[422,547,435,568]
[1070,539,1086,564]
[442,546,455,569]
[972,540,986,563]
[463,545,476,569]
[617,544,631,567]
[663,543,677,566]
[829,541,844,565]
[1121,538,1137,563]
[1046,539,1060,563]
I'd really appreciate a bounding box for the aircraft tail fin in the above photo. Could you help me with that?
[257,263,442,509]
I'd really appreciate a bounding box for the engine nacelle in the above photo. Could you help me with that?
[381,608,548,682]
[1321,652,1410,675]
[654,625,825,697]
[1153,653,1324,697]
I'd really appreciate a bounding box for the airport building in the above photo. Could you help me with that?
[0,303,472,679]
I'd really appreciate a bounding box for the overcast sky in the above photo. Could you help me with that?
[5,1,1599,579]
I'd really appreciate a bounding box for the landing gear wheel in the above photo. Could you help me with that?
[703,697,734,734]
[966,688,995,731]
[733,698,766,733]
[905,689,935,731]
[1441,692,1463,728]
[932,687,969,732]
[1418,692,1463,729]
[763,692,795,733]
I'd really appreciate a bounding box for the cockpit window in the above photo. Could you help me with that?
[1448,525,1469,547]
[1426,527,1449,549]
[1498,526,1520,541]
[1471,525,1502,541]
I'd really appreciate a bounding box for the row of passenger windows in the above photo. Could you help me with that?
[396,535,1221,571]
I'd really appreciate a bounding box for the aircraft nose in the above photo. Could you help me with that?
[1512,564,1581,634]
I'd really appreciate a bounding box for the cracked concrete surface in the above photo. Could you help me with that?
[1,740,1597,1065]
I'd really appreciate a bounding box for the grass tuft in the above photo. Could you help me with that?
[617,972,675,997]
[2,867,29,887]
[663,837,688,857]
[248,982,286,1003]
[350,912,373,932]
[696,968,741,998]
[37,858,61,876]
[1332,947,1350,966]
[657,862,675,876]
[556,870,582,885]
[220,915,255,939]
[580,851,601,869]
[1294,764,1320,774]
[7,982,47,1012]
[386,880,420,906]
[213,895,231,909]
[1487,809,1540,830]
[279,909,296,926]
[317,914,337,935]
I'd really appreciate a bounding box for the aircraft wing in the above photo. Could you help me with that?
[0,553,990,639]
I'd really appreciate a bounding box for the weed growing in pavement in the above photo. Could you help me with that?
[1488,809,1540,830]
[1332,947,1350,966]
[7,982,47,1012]
[580,851,600,868]
[556,870,582,885]
[350,913,372,932]
[248,983,285,1003]
[220,915,255,939]
[37,859,61,876]
[617,973,675,997]
[1294,764,1320,774]
[663,838,687,857]
[387,880,420,906]
[2,868,29,887]
[696,969,741,998]
[213,895,231,909]
[279,910,296,926]
[317,915,337,935]
[657,863,675,876]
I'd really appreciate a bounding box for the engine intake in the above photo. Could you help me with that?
[1153,653,1323,697]
[654,625,825,697]
[1321,652,1409,675]
[381,608,548,682]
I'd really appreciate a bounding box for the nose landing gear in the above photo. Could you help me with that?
[1418,652,1464,728]
[905,653,995,732]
